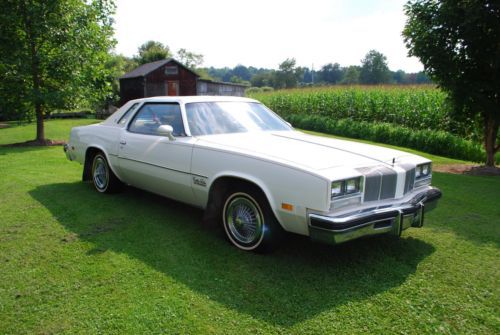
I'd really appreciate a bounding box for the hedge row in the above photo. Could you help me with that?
[285,114,498,164]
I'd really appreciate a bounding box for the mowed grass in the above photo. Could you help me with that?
[0,120,499,334]
[0,119,99,145]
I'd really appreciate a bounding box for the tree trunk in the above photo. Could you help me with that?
[31,40,44,143]
[22,0,45,143]
[484,112,499,167]
[35,102,44,142]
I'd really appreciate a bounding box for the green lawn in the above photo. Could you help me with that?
[0,120,498,334]
[0,119,99,145]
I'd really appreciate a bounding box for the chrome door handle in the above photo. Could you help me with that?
[120,140,126,145]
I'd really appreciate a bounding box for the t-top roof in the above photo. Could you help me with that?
[120,58,199,79]
[125,96,258,104]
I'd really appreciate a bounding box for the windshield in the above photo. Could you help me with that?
[185,102,292,136]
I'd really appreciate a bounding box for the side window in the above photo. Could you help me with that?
[128,103,185,136]
[117,103,139,126]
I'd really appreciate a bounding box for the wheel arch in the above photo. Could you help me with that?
[82,146,119,182]
[203,173,282,229]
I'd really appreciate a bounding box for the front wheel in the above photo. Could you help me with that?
[222,186,281,252]
[91,152,121,193]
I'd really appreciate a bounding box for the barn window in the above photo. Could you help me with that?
[165,66,178,75]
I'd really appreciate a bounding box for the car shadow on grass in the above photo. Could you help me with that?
[30,182,435,327]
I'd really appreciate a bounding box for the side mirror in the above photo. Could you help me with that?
[157,124,175,141]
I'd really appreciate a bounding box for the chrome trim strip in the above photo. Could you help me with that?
[331,192,362,201]
[310,216,396,233]
[118,156,208,178]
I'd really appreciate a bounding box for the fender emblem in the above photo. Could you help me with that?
[193,176,207,187]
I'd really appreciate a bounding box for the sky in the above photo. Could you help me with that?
[113,0,424,72]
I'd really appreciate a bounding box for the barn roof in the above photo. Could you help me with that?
[120,58,199,79]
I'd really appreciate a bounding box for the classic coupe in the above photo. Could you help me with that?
[64,96,441,252]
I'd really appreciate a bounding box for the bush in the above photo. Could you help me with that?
[286,114,499,164]
[245,87,263,95]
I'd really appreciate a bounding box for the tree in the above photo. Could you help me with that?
[415,72,431,84]
[403,0,500,166]
[392,70,407,84]
[104,54,137,105]
[301,68,314,84]
[274,58,299,89]
[229,75,247,84]
[341,66,361,84]
[232,65,250,81]
[319,63,343,84]
[195,68,215,81]
[0,0,115,142]
[135,41,171,65]
[359,50,391,84]
[250,72,275,87]
[176,48,203,69]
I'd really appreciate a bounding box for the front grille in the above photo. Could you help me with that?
[357,166,397,201]
[357,164,415,202]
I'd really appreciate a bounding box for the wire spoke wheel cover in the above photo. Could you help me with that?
[223,193,265,249]
[92,155,109,191]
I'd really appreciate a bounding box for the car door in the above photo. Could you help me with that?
[117,102,197,205]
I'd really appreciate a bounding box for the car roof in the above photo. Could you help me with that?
[128,96,259,104]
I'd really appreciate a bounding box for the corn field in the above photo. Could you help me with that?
[248,85,481,141]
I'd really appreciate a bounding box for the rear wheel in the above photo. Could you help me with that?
[222,185,281,252]
[91,152,121,193]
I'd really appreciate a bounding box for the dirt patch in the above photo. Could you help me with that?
[0,123,9,129]
[1,139,66,147]
[434,164,500,176]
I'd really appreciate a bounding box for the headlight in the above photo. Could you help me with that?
[414,163,432,188]
[331,181,343,197]
[346,178,360,194]
[416,163,432,179]
[331,177,362,199]
[422,164,430,176]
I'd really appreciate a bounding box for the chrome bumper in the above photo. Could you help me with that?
[63,144,73,161]
[308,187,442,245]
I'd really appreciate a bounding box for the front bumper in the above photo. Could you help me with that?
[308,187,442,245]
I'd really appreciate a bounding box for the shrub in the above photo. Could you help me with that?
[245,87,263,95]
[286,114,499,164]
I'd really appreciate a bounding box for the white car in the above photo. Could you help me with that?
[64,96,442,252]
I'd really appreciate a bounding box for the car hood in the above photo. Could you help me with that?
[195,131,418,171]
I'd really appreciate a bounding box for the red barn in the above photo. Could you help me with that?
[119,59,246,106]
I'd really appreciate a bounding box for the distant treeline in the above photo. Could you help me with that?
[203,51,431,89]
